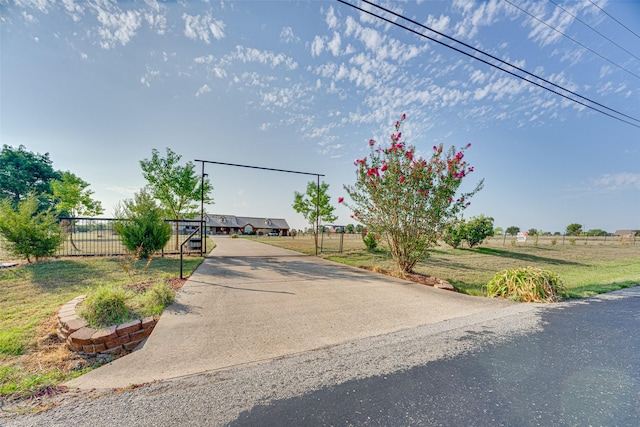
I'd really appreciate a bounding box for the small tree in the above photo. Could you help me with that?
[343,114,483,273]
[505,226,520,236]
[0,194,64,262]
[464,215,494,248]
[114,189,172,259]
[51,171,104,251]
[441,218,466,249]
[292,181,337,250]
[140,148,213,249]
[565,223,583,236]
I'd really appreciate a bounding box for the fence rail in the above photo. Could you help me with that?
[0,217,207,261]
[0,219,636,261]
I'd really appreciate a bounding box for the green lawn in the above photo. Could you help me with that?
[0,255,204,400]
[251,235,640,298]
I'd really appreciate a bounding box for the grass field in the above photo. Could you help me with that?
[0,254,205,400]
[248,234,640,298]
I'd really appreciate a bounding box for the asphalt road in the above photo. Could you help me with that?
[230,287,640,427]
[2,288,638,427]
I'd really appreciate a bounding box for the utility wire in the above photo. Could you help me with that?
[504,0,640,80]
[548,0,640,63]
[338,0,640,128]
[587,0,640,40]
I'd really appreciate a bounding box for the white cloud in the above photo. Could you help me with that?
[61,0,84,22]
[280,26,298,43]
[93,6,142,49]
[195,84,212,97]
[325,6,338,29]
[311,35,324,57]
[592,173,640,191]
[228,46,298,70]
[183,12,225,44]
[327,32,341,56]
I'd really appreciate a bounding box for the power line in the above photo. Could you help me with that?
[548,0,640,63]
[587,0,640,40]
[336,0,640,129]
[503,0,640,80]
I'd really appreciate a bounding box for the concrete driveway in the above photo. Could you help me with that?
[67,237,514,389]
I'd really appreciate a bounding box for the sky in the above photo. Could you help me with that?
[1,0,639,234]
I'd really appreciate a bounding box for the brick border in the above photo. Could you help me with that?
[57,296,157,357]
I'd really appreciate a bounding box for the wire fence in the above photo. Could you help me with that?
[315,230,637,253]
[0,217,206,261]
[0,219,636,261]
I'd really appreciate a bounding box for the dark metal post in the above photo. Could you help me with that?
[200,162,205,256]
[316,175,320,256]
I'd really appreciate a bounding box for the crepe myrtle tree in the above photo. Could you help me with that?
[342,114,483,273]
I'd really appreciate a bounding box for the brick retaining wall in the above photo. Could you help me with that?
[57,296,157,356]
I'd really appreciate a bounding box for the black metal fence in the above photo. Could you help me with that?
[0,217,206,260]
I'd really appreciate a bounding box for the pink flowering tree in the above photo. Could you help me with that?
[342,114,483,273]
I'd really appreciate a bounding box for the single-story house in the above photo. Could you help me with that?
[614,229,638,238]
[200,214,290,236]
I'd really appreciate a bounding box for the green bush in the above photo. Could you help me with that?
[79,285,133,328]
[114,189,172,258]
[0,195,64,262]
[139,282,175,316]
[362,231,378,250]
[441,219,465,248]
[230,233,238,238]
[486,267,565,302]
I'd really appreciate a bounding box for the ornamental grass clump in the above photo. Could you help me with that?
[79,285,133,328]
[486,267,565,302]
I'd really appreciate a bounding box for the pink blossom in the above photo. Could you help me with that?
[338,197,344,204]
[381,164,388,172]
[399,176,405,183]
[369,139,375,147]
[465,142,472,148]
[401,113,406,120]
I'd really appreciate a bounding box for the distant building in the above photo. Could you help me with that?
[199,214,290,236]
[614,229,638,238]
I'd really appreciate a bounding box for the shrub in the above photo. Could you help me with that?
[114,189,172,258]
[362,230,378,250]
[139,282,175,316]
[486,267,565,302]
[441,219,465,249]
[230,233,238,239]
[0,195,64,262]
[79,285,133,328]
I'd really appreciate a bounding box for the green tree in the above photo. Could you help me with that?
[0,145,60,208]
[565,223,582,236]
[0,194,64,262]
[464,215,494,248]
[505,226,520,236]
[345,223,355,234]
[343,114,483,273]
[51,171,105,251]
[114,189,172,259]
[355,224,364,234]
[140,148,213,249]
[494,227,504,236]
[527,228,538,236]
[441,218,466,249]
[292,181,337,250]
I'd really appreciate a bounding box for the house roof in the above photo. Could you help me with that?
[614,229,638,236]
[204,214,289,230]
